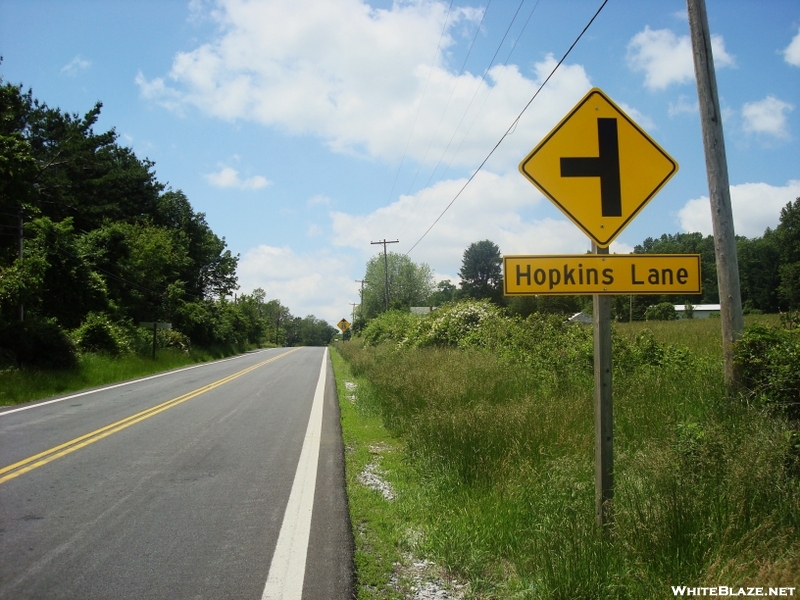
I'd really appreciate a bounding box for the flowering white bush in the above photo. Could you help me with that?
[401,300,501,349]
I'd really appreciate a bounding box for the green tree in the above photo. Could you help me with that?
[773,198,800,310]
[644,302,677,321]
[736,234,780,313]
[295,315,337,346]
[0,77,312,361]
[635,232,717,306]
[361,252,434,319]
[23,217,109,328]
[428,279,458,306]
[458,240,503,304]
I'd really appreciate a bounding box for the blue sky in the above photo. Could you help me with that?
[2,0,798,324]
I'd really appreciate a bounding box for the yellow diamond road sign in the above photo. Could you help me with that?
[337,318,350,333]
[519,87,678,248]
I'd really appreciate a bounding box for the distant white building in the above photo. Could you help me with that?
[568,312,593,325]
[410,307,437,315]
[674,304,721,319]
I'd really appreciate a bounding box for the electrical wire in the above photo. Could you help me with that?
[432,0,541,187]
[421,0,531,189]
[382,0,456,209]
[400,0,492,201]
[404,0,609,256]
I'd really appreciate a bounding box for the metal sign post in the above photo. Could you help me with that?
[139,322,172,360]
[593,243,613,528]
[513,87,683,530]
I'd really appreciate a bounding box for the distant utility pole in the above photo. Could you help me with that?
[356,279,367,321]
[687,0,744,393]
[16,211,23,322]
[349,303,357,334]
[370,239,398,311]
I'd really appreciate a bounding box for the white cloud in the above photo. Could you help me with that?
[741,95,794,139]
[330,169,593,280]
[308,195,332,206]
[61,55,91,76]
[678,180,800,238]
[626,26,735,91]
[669,95,698,117]
[136,0,592,170]
[236,245,357,323]
[784,27,800,67]
[618,101,655,131]
[136,70,184,113]
[205,166,271,189]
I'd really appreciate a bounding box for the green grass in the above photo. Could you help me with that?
[330,347,420,599]
[336,316,800,598]
[0,346,255,406]
[614,314,780,358]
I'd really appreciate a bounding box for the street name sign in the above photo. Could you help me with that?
[504,254,701,296]
[519,88,678,247]
[139,322,172,329]
[337,318,350,333]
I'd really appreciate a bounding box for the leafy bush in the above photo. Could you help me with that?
[736,323,800,418]
[0,317,78,369]
[361,310,420,346]
[156,328,191,353]
[781,310,800,330]
[644,301,677,321]
[613,328,693,371]
[73,312,130,355]
[400,300,501,349]
[359,300,696,376]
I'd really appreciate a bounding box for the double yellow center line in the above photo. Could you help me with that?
[0,348,301,485]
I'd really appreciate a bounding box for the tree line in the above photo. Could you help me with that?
[0,76,335,368]
[354,200,799,329]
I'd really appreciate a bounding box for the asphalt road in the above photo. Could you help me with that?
[0,347,354,600]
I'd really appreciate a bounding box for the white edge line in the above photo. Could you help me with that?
[261,348,328,600]
[0,348,277,417]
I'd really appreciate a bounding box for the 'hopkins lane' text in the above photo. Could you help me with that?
[503,254,702,296]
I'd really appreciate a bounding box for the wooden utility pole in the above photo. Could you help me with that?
[687,0,744,392]
[370,239,398,312]
[356,279,367,320]
[17,211,23,322]
[593,243,613,528]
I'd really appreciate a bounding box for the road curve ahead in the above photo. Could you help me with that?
[0,347,354,600]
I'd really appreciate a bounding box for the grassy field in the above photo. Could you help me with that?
[0,346,265,407]
[334,313,799,599]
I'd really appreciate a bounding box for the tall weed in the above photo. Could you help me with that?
[339,306,800,596]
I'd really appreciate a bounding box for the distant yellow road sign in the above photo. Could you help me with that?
[519,88,678,247]
[337,318,350,332]
[504,254,701,296]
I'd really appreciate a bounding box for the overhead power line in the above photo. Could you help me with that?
[383,0,456,208]
[404,0,610,256]
[396,0,527,239]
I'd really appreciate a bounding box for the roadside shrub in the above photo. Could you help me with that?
[613,328,693,371]
[361,310,420,346]
[73,312,131,356]
[781,310,800,330]
[157,328,191,353]
[644,302,677,321]
[736,323,800,418]
[0,317,78,369]
[401,300,500,349]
